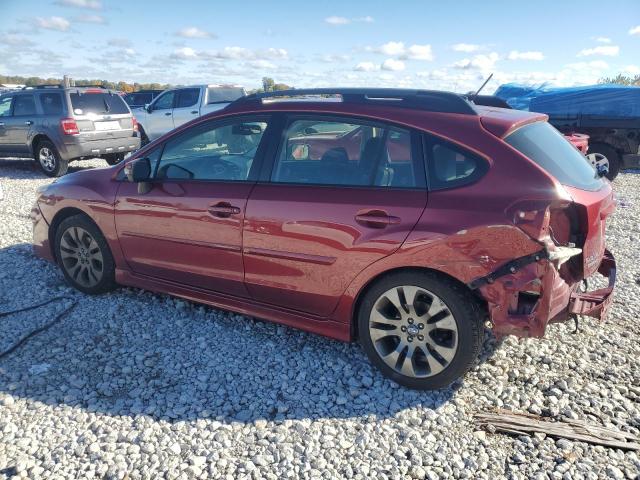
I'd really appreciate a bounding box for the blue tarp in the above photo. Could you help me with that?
[494,83,640,118]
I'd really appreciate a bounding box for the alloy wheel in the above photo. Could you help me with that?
[587,152,609,172]
[368,285,459,378]
[39,147,56,172]
[59,226,104,288]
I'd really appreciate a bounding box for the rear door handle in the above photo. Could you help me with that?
[355,210,401,228]
[190,110,198,114]
[164,112,172,116]
[24,121,33,126]
[208,202,241,218]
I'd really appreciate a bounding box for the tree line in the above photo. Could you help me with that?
[0,74,293,93]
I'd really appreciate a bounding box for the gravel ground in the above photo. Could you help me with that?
[0,157,639,480]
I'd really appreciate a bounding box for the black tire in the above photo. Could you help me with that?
[589,143,620,180]
[358,271,484,390]
[35,139,68,177]
[104,153,125,166]
[54,214,117,294]
[138,126,150,147]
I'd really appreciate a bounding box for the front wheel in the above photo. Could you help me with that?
[54,214,117,294]
[35,140,68,177]
[358,271,484,390]
[104,153,125,165]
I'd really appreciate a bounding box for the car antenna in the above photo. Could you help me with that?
[470,73,493,101]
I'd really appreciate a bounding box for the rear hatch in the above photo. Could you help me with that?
[504,120,614,277]
[68,89,134,140]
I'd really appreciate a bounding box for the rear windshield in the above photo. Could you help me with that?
[70,92,130,115]
[505,122,603,191]
[206,87,244,104]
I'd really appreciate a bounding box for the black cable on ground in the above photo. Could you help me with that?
[0,296,77,360]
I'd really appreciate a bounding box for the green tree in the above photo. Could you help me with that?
[262,77,275,92]
[598,73,640,86]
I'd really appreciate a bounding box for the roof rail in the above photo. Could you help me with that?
[22,84,63,90]
[229,88,477,115]
[74,84,107,89]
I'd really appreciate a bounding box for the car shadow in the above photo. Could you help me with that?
[0,243,502,424]
[0,157,100,179]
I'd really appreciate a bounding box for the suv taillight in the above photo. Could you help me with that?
[132,116,139,133]
[60,118,79,135]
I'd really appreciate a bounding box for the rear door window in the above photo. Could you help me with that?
[40,92,63,115]
[70,91,129,115]
[175,88,200,108]
[12,94,36,116]
[0,96,12,117]
[505,121,603,191]
[271,117,423,188]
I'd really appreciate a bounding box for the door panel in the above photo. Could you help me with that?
[3,94,35,153]
[243,185,427,316]
[115,181,252,297]
[0,96,13,152]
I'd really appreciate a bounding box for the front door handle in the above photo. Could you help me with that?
[24,121,33,126]
[164,112,172,116]
[190,110,198,114]
[208,202,241,218]
[355,210,401,228]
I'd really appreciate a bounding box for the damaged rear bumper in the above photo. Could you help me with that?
[469,249,616,338]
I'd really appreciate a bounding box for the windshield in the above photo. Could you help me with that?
[505,121,604,191]
[207,87,244,104]
[70,92,130,115]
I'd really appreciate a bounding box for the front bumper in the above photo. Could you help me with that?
[31,201,54,262]
[475,250,616,338]
[60,135,140,161]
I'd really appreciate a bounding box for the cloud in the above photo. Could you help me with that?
[325,15,374,25]
[354,61,378,72]
[171,47,198,59]
[75,14,106,24]
[451,43,481,53]
[248,59,277,69]
[320,54,351,63]
[35,16,71,31]
[372,41,405,56]
[107,38,132,48]
[203,46,288,60]
[577,45,619,57]
[406,44,433,61]
[623,65,640,75]
[595,37,611,43]
[0,33,35,46]
[564,60,609,70]
[55,0,101,9]
[453,52,499,70]
[507,50,544,61]
[629,25,640,36]
[381,58,405,71]
[176,27,215,39]
[325,16,350,25]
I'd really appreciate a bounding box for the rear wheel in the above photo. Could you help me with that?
[358,271,484,390]
[54,214,116,294]
[588,143,620,180]
[35,140,68,177]
[138,126,150,147]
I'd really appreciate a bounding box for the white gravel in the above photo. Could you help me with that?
[0,157,639,479]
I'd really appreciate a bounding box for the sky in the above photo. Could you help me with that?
[1,0,639,93]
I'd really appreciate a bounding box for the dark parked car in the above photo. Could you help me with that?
[0,85,140,176]
[123,90,163,109]
[31,88,616,389]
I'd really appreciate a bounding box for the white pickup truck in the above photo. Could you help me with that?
[134,84,246,143]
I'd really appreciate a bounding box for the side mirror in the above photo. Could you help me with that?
[126,157,151,182]
[145,103,152,113]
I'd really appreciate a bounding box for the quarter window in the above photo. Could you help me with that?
[13,95,36,116]
[154,119,268,181]
[425,139,486,190]
[271,118,420,188]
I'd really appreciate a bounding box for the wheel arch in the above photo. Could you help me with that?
[48,207,97,260]
[30,133,54,155]
[349,266,487,341]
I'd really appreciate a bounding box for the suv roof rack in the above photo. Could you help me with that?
[75,84,108,89]
[22,84,63,90]
[230,88,478,115]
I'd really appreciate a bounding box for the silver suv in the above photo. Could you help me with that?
[0,85,140,176]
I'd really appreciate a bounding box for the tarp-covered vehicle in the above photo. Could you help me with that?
[495,83,640,179]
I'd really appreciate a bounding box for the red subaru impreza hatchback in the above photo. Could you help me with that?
[31,89,616,389]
